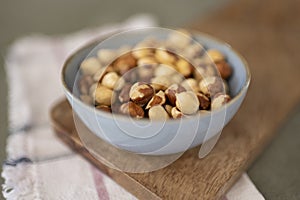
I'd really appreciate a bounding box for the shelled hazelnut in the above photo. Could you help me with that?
[95,85,113,106]
[151,75,173,91]
[171,107,183,119]
[137,56,157,66]
[137,64,155,82]
[93,68,106,82]
[154,64,176,77]
[118,83,132,103]
[132,48,154,59]
[113,53,137,75]
[181,78,199,92]
[175,91,199,115]
[129,82,155,106]
[206,49,225,63]
[148,105,169,120]
[96,105,112,113]
[146,90,166,109]
[79,75,94,95]
[165,84,186,106]
[97,49,117,65]
[167,29,191,49]
[181,43,203,59]
[78,30,233,119]
[80,95,93,105]
[164,104,173,116]
[199,76,226,97]
[155,49,176,65]
[211,93,231,110]
[196,92,210,110]
[215,60,232,80]
[101,72,120,89]
[176,59,193,77]
[80,57,102,75]
[119,102,144,118]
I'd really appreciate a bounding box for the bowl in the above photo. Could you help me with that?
[61,29,250,155]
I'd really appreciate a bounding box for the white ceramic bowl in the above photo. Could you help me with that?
[61,30,250,155]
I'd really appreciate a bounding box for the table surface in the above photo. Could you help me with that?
[1,0,300,199]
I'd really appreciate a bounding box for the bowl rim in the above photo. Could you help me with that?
[61,29,251,123]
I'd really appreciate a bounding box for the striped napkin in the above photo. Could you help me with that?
[1,14,264,200]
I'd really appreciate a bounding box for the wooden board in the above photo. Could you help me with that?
[51,100,244,200]
[50,0,300,199]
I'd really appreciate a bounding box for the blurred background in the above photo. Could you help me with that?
[0,0,300,199]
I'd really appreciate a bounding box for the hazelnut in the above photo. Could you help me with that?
[134,38,159,49]
[194,57,212,66]
[148,105,169,120]
[89,83,98,96]
[146,90,166,109]
[82,75,95,86]
[97,49,117,65]
[80,57,102,75]
[223,81,230,94]
[171,107,183,119]
[129,82,155,106]
[167,29,191,49]
[211,93,231,110]
[118,84,132,103]
[118,45,131,55]
[171,73,184,84]
[137,64,155,82]
[101,72,120,90]
[79,75,94,95]
[198,110,210,116]
[164,104,173,116]
[79,84,89,95]
[96,105,112,113]
[93,68,106,82]
[132,48,154,59]
[105,65,115,73]
[182,43,204,59]
[113,53,137,75]
[194,61,218,78]
[193,69,204,81]
[215,60,232,80]
[206,49,225,63]
[122,70,138,83]
[114,77,126,91]
[154,64,176,77]
[165,84,186,106]
[137,56,157,66]
[80,95,92,105]
[95,85,113,106]
[175,91,199,115]
[205,65,218,77]
[176,59,193,77]
[196,93,210,110]
[155,49,176,65]
[151,75,173,91]
[199,76,226,97]
[193,62,212,81]
[77,36,234,120]
[119,102,144,118]
[181,78,199,92]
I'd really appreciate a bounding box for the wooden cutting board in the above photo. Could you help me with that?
[50,0,300,199]
[51,100,246,200]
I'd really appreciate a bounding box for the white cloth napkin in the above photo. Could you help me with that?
[1,14,264,200]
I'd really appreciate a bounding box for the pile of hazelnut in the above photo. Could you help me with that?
[78,30,233,120]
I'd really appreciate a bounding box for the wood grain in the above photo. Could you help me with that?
[50,0,300,199]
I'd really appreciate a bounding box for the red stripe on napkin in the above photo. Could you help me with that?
[91,165,110,200]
